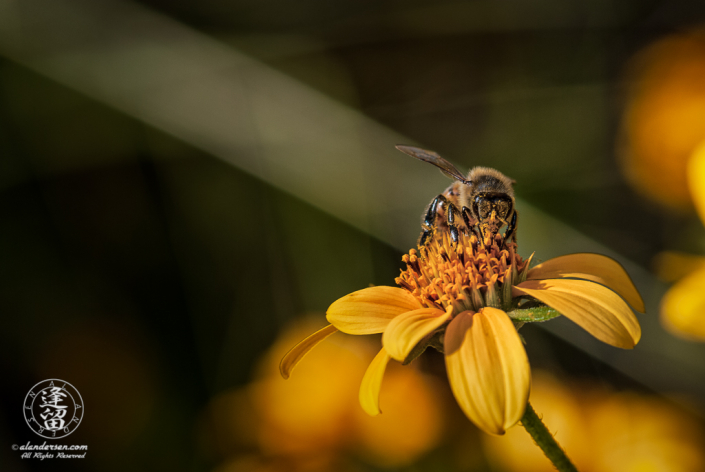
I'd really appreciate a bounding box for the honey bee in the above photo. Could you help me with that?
[396,145,517,247]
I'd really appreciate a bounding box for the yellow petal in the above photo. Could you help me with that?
[279,324,338,379]
[514,279,641,349]
[359,348,392,416]
[688,140,705,224]
[382,306,452,361]
[661,264,705,341]
[327,286,421,335]
[445,309,530,435]
[528,253,645,313]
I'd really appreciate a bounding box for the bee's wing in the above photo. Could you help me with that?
[395,145,469,184]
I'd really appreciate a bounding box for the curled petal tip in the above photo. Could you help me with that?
[279,364,290,380]
[279,324,338,379]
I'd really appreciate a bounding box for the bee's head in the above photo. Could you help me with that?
[473,193,513,240]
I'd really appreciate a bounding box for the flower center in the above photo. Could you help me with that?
[395,232,529,313]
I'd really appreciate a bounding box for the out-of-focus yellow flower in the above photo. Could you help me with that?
[661,262,705,341]
[251,323,366,456]
[351,363,445,467]
[687,140,705,223]
[661,142,705,340]
[212,454,342,472]
[620,29,705,344]
[483,372,590,472]
[653,250,705,283]
[589,393,705,472]
[620,30,705,209]
[484,371,705,472]
[282,232,643,435]
[204,319,446,470]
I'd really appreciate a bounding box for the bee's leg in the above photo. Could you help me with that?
[419,195,445,246]
[502,210,518,247]
[419,229,433,247]
[460,206,473,234]
[462,207,481,241]
[445,202,461,245]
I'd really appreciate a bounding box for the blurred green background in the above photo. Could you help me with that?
[3,0,705,471]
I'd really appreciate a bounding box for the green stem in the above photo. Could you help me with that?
[520,402,578,472]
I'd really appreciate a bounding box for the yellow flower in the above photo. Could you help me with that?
[281,232,643,436]
[619,30,705,210]
[483,371,705,472]
[482,372,591,472]
[617,29,705,342]
[350,363,446,468]
[660,141,705,341]
[205,320,447,469]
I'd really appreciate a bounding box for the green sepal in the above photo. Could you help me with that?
[517,252,534,284]
[469,285,484,311]
[501,279,513,311]
[485,282,501,308]
[507,305,561,323]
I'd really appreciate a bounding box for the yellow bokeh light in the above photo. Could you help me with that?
[687,140,705,226]
[652,250,705,283]
[620,30,705,209]
[483,372,589,472]
[352,363,445,467]
[250,321,369,455]
[661,264,705,341]
[205,318,448,469]
[483,371,705,472]
[658,142,705,341]
[589,393,704,472]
